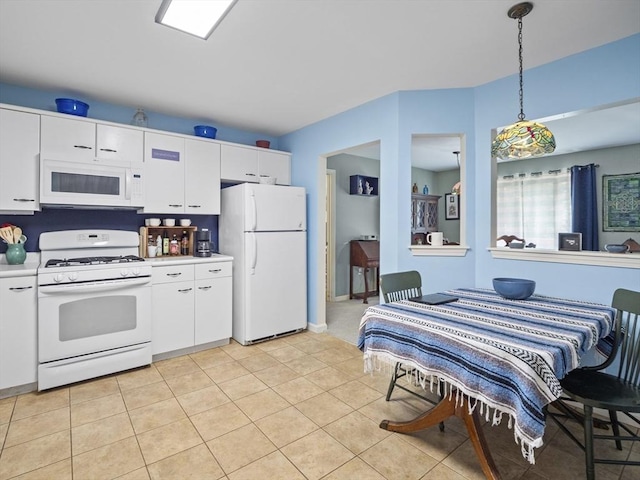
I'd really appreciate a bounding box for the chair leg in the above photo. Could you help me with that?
[386,363,401,401]
[584,405,595,480]
[608,410,623,450]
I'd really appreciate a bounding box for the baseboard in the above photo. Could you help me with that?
[307,322,327,333]
[333,295,350,302]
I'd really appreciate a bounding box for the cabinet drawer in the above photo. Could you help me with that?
[195,262,232,280]
[152,264,194,284]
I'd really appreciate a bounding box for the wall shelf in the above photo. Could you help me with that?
[349,175,378,196]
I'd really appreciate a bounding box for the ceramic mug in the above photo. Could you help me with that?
[426,232,443,246]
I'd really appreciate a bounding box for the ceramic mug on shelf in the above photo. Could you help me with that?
[426,232,443,247]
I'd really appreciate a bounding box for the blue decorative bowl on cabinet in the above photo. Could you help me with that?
[492,278,536,300]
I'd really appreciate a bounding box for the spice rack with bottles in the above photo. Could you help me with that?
[139,226,198,258]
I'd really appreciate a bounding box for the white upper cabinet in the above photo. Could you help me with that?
[143,133,221,214]
[259,149,291,185]
[40,115,143,165]
[0,108,40,213]
[143,132,186,213]
[220,144,259,183]
[221,144,291,185]
[185,138,221,215]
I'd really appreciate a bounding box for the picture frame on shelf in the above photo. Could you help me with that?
[444,193,460,220]
[558,232,582,251]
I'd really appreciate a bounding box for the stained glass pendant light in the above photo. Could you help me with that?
[491,2,556,160]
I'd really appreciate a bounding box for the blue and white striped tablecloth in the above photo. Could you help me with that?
[357,288,615,463]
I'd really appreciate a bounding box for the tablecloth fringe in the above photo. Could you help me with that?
[364,353,540,464]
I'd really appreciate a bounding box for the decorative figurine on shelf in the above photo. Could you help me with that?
[412,182,418,193]
[357,178,364,194]
[365,181,374,195]
[423,185,429,195]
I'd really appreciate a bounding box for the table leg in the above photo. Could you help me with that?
[363,267,370,304]
[379,395,501,480]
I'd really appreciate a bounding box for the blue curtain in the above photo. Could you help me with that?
[571,164,599,251]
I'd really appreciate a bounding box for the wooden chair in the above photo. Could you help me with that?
[380,270,444,431]
[547,288,640,480]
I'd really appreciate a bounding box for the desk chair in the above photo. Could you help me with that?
[548,288,640,480]
[380,270,445,431]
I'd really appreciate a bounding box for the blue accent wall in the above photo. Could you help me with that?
[281,34,640,326]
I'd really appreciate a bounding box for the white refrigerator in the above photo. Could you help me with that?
[220,183,307,345]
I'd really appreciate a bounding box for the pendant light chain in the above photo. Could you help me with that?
[517,16,525,121]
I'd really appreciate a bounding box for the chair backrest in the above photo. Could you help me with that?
[380,270,422,303]
[608,288,640,385]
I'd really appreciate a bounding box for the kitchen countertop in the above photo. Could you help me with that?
[0,252,40,278]
[144,253,233,266]
[0,252,233,278]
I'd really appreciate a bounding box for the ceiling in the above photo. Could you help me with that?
[1,1,639,169]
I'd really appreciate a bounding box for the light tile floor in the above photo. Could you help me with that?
[1,331,638,479]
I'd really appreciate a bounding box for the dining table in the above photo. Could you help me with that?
[357,287,616,480]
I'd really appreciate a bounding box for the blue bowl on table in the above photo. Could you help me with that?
[194,125,217,139]
[55,98,89,117]
[493,278,536,300]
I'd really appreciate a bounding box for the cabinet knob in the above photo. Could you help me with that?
[188,205,201,208]
[198,286,212,291]
[9,286,33,291]
[73,145,93,150]
[13,198,35,202]
[168,204,183,208]
[99,148,117,153]
[208,269,222,273]
[178,288,193,293]
[167,272,182,277]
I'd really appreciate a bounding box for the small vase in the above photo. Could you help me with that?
[131,108,148,127]
[5,243,26,265]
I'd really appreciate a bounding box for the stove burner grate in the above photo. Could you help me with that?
[44,255,145,268]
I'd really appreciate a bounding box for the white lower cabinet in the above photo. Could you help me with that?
[0,275,37,390]
[152,261,232,355]
[195,263,232,344]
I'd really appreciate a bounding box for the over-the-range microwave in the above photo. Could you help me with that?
[40,159,144,208]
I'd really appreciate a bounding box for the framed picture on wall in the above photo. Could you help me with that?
[445,193,460,220]
[602,173,640,231]
[558,232,582,251]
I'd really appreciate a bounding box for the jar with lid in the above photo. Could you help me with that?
[131,108,148,127]
[170,234,179,255]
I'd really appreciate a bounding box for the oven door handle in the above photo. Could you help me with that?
[39,277,151,294]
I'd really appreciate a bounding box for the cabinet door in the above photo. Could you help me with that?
[220,144,259,183]
[96,124,143,164]
[194,262,232,344]
[258,150,291,185]
[0,109,40,212]
[185,139,221,214]
[195,276,232,344]
[151,281,194,354]
[0,276,37,389]
[143,132,185,213]
[40,115,95,163]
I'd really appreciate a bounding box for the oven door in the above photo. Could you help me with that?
[38,279,151,363]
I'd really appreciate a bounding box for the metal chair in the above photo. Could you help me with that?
[380,270,444,431]
[547,288,640,480]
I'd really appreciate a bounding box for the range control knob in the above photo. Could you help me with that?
[120,269,130,277]
[54,274,65,283]
[131,268,140,276]
[67,272,78,282]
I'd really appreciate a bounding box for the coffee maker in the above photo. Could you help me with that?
[195,229,212,257]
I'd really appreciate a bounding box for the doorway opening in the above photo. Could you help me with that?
[322,141,381,345]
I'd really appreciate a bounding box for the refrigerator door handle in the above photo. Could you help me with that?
[249,232,257,274]
[248,190,257,231]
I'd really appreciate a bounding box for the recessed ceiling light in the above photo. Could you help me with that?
[156,0,237,40]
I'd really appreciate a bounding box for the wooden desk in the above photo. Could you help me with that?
[349,240,379,304]
[358,289,615,479]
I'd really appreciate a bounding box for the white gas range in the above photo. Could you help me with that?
[37,230,152,390]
